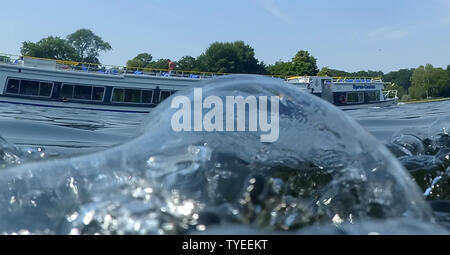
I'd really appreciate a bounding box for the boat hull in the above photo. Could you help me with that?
[0,94,399,113]
[338,98,398,110]
[0,95,152,113]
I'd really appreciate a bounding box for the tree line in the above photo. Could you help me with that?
[17,29,450,100]
[21,29,112,64]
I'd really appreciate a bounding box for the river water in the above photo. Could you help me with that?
[1,75,450,234]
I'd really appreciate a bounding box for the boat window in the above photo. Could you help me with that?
[112,88,125,102]
[73,85,92,100]
[19,80,39,96]
[92,87,105,101]
[124,89,141,103]
[365,91,380,102]
[61,84,74,98]
[39,82,53,97]
[61,84,104,101]
[346,92,364,104]
[5,78,53,97]
[5,79,20,94]
[160,91,172,102]
[112,88,160,104]
[142,90,154,104]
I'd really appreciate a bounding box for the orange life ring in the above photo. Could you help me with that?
[338,94,347,104]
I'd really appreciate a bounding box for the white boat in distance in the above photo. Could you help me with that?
[287,76,398,110]
[0,54,397,112]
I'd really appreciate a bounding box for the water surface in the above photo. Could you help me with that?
[1,76,449,234]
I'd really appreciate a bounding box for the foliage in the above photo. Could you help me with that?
[20,36,77,60]
[20,29,111,65]
[383,68,414,91]
[176,56,198,71]
[447,65,450,81]
[196,41,266,74]
[317,67,383,78]
[409,64,450,99]
[126,53,153,71]
[317,66,331,76]
[291,50,319,76]
[317,67,351,77]
[67,29,112,64]
[410,65,429,99]
[126,41,266,74]
[266,61,294,76]
[352,70,383,77]
[267,50,318,76]
[433,67,450,97]
[149,59,171,70]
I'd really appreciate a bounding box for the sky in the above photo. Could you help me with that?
[1,0,449,73]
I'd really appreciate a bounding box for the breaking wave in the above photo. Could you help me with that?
[0,75,447,234]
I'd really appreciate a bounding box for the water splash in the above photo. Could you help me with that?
[386,118,450,228]
[429,117,450,150]
[0,75,437,234]
[1,136,51,169]
[0,136,21,167]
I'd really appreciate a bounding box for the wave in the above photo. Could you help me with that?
[0,75,441,234]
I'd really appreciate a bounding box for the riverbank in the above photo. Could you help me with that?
[400,97,450,104]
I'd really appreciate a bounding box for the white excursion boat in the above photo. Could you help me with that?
[0,55,215,113]
[287,76,398,110]
[0,54,397,113]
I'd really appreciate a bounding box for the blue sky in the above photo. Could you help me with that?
[1,0,449,73]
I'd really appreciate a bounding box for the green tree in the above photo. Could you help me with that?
[424,64,435,97]
[317,67,361,77]
[267,60,294,76]
[67,29,112,64]
[321,68,351,77]
[383,69,414,90]
[409,65,427,99]
[126,53,153,70]
[443,65,450,96]
[291,50,319,76]
[432,67,450,97]
[176,56,198,71]
[267,50,318,76]
[352,70,384,77]
[196,41,266,74]
[408,64,448,99]
[317,66,331,76]
[149,58,170,70]
[20,36,77,60]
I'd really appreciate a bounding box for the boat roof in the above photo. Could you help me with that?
[0,53,288,81]
[287,76,384,83]
[0,53,226,80]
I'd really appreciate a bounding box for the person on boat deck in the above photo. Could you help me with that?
[167,59,176,76]
[13,56,23,65]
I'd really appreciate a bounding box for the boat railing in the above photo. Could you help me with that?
[286,75,385,84]
[0,52,289,80]
[0,53,230,79]
[332,77,384,83]
[383,90,398,99]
